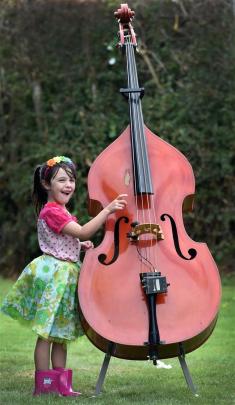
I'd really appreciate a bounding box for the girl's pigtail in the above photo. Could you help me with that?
[32,165,48,216]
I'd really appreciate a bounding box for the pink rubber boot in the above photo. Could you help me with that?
[54,367,81,396]
[33,369,61,396]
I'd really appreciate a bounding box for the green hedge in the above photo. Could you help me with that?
[0,0,234,275]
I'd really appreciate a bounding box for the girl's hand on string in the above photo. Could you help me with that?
[105,194,128,214]
[81,240,94,250]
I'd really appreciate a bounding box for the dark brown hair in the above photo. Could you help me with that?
[32,160,77,215]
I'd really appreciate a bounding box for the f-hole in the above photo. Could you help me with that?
[161,213,197,260]
[98,216,129,265]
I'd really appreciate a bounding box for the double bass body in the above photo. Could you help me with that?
[78,4,221,361]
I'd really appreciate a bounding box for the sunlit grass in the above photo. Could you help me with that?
[0,274,234,404]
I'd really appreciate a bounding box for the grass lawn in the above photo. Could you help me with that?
[0,274,234,405]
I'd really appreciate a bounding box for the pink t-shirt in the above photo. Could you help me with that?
[38,202,81,262]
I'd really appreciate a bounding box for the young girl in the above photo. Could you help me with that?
[1,156,127,397]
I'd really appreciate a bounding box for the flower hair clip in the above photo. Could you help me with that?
[46,156,73,167]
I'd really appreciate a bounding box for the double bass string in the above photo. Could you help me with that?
[125,37,139,226]
[127,37,153,272]
[126,39,144,218]
[132,40,159,273]
[127,37,158,272]
[126,38,153,271]
[125,37,148,272]
[126,37,142,223]
[132,45,159,272]
[132,40,159,272]
[128,40,152,270]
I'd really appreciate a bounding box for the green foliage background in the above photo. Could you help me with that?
[0,0,234,276]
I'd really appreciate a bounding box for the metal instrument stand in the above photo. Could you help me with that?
[178,342,198,396]
[95,342,116,395]
[95,341,198,396]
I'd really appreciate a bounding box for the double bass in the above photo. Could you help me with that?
[78,3,221,391]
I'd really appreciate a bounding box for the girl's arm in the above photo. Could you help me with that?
[62,194,127,240]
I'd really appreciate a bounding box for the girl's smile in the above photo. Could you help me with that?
[45,168,76,206]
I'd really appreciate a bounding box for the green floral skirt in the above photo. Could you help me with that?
[1,254,83,343]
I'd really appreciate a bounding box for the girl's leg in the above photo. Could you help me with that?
[34,337,51,370]
[51,342,67,369]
